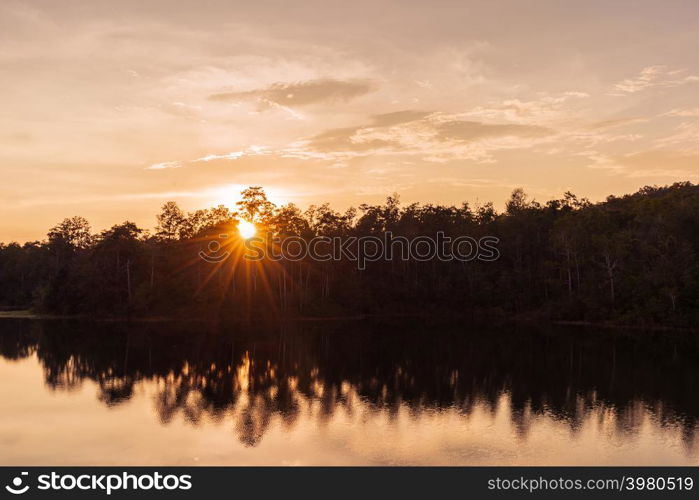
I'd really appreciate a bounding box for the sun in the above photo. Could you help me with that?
[237,220,257,239]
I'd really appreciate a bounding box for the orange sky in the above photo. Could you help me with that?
[1,0,699,243]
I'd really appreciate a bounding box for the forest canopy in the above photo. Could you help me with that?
[0,183,697,327]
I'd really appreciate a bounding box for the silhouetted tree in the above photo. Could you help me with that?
[0,182,697,326]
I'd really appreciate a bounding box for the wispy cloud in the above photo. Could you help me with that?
[588,118,647,130]
[435,120,552,142]
[147,146,270,171]
[664,108,699,117]
[369,110,433,127]
[209,78,376,108]
[194,151,245,162]
[463,92,589,123]
[284,111,557,164]
[652,122,699,153]
[579,149,699,181]
[146,161,182,170]
[611,66,699,94]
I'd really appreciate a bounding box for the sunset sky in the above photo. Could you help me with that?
[1,0,698,242]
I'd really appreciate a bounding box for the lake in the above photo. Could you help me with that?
[0,318,697,465]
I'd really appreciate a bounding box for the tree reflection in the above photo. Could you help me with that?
[0,318,697,450]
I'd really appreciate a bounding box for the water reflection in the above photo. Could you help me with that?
[0,318,698,464]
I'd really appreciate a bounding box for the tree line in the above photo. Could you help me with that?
[0,183,697,326]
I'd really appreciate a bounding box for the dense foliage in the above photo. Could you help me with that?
[1,183,697,326]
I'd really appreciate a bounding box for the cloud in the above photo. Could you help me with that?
[463,92,589,123]
[612,66,699,94]
[588,118,647,130]
[652,122,699,153]
[287,111,557,164]
[580,149,699,180]
[369,110,432,127]
[209,78,375,108]
[306,126,394,152]
[146,161,181,170]
[192,146,271,162]
[664,108,699,117]
[613,66,664,93]
[0,132,34,144]
[146,146,271,172]
[300,110,432,152]
[435,120,553,142]
[619,150,699,179]
[194,151,245,162]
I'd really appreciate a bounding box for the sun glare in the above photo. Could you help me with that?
[238,220,257,239]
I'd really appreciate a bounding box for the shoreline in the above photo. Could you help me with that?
[0,309,695,333]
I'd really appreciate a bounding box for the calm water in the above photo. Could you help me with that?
[0,318,697,465]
